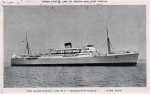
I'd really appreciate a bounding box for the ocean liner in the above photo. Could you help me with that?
[11,28,139,66]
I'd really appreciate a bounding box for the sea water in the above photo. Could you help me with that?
[4,60,146,88]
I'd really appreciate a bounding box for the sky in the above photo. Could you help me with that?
[4,5,146,63]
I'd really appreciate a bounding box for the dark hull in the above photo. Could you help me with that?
[11,62,137,66]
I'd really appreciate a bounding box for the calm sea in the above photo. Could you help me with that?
[4,60,146,88]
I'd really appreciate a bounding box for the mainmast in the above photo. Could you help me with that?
[106,26,111,54]
[25,33,31,55]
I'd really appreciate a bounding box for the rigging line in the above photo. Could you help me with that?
[29,46,32,55]
[24,47,26,54]
[110,42,114,52]
[27,41,32,55]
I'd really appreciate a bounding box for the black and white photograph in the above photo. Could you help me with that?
[4,5,146,88]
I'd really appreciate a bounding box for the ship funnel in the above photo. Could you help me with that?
[64,42,72,48]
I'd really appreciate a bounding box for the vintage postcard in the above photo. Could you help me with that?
[0,0,149,94]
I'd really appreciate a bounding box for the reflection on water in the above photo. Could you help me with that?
[4,61,146,88]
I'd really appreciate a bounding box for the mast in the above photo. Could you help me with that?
[106,26,111,54]
[25,33,31,55]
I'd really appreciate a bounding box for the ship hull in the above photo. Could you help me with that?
[11,53,139,66]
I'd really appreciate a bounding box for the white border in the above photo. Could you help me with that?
[0,0,149,94]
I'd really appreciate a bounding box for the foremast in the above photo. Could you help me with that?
[24,33,32,55]
[106,26,111,54]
